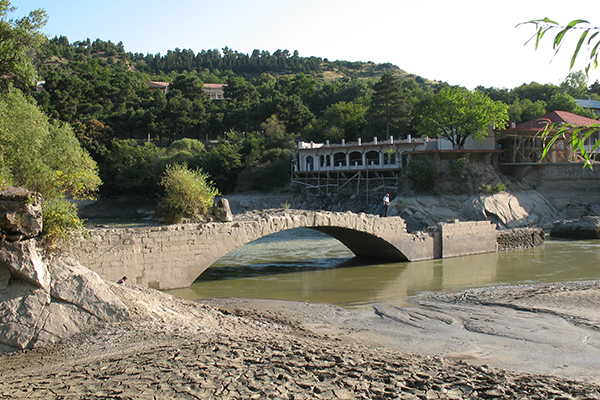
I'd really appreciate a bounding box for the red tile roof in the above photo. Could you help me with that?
[516,110,599,131]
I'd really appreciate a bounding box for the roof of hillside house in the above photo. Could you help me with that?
[575,98,600,110]
[147,81,170,89]
[203,83,227,89]
[515,110,599,131]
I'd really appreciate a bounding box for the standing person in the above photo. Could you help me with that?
[383,193,391,217]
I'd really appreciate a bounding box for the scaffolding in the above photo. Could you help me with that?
[291,168,401,204]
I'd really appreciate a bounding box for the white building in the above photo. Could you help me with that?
[294,136,434,173]
[292,136,436,196]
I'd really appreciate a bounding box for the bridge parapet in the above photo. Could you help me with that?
[72,210,496,290]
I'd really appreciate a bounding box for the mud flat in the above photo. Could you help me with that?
[1,281,600,399]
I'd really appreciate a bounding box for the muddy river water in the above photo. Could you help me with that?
[166,228,600,309]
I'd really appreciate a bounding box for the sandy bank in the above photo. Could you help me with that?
[1,281,599,399]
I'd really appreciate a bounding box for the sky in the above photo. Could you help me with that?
[12,0,600,90]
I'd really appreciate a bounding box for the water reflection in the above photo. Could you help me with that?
[165,229,600,308]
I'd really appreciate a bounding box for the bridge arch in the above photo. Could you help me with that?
[182,214,412,287]
[310,227,409,261]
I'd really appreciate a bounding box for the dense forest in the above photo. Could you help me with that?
[28,36,600,197]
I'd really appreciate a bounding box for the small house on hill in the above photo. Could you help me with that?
[147,81,170,94]
[203,83,227,100]
[146,82,227,100]
[497,111,600,164]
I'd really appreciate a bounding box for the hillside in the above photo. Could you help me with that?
[30,36,599,200]
[36,37,425,83]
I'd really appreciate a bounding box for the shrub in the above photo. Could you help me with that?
[166,138,205,155]
[159,163,220,223]
[479,181,506,194]
[40,198,86,253]
[405,156,439,193]
[250,151,293,191]
[450,157,467,179]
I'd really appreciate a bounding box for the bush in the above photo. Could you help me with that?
[405,156,439,193]
[40,198,86,253]
[166,138,205,155]
[450,157,466,180]
[249,151,292,191]
[479,182,506,194]
[159,163,220,223]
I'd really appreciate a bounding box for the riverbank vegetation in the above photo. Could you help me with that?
[0,2,101,249]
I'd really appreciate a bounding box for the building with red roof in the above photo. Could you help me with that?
[497,111,600,164]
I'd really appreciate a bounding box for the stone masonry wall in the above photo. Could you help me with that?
[496,228,545,251]
[439,220,498,258]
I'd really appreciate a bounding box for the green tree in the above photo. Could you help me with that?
[0,89,101,251]
[198,142,244,194]
[309,101,368,142]
[561,70,590,99]
[546,91,592,116]
[0,89,101,198]
[99,139,164,195]
[368,72,409,137]
[417,87,509,149]
[508,98,547,124]
[272,93,314,134]
[0,0,47,92]
[512,82,559,103]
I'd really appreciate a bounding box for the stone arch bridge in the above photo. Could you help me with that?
[73,210,497,290]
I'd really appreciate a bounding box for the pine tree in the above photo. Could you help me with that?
[368,72,408,138]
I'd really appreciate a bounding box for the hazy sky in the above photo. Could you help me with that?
[13,0,600,89]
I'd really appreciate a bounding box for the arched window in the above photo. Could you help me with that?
[366,150,379,166]
[306,156,314,171]
[349,151,363,166]
[333,152,346,167]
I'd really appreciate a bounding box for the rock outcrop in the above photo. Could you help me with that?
[0,188,130,353]
[393,190,561,231]
[0,187,43,242]
[551,216,600,239]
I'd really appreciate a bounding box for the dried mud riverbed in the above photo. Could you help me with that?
[1,281,600,399]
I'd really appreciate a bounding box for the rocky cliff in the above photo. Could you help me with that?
[0,188,130,353]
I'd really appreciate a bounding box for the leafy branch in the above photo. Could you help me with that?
[518,18,599,76]
[538,121,600,168]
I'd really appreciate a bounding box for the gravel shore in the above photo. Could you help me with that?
[1,281,600,399]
